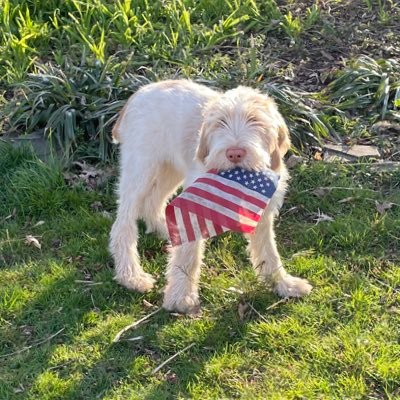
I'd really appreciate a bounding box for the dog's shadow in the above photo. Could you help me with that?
[63,286,290,400]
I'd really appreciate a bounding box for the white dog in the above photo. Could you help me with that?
[110,80,312,314]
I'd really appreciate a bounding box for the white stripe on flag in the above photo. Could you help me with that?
[189,211,202,240]
[190,181,262,214]
[174,207,188,244]
[205,218,217,237]
[204,172,272,203]
[179,191,258,227]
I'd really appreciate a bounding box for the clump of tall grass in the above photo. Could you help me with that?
[328,56,400,122]
[3,57,148,160]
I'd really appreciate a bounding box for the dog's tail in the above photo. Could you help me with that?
[111,102,128,144]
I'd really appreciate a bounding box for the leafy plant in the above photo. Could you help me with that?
[4,57,148,160]
[280,11,302,41]
[327,56,400,121]
[264,82,341,149]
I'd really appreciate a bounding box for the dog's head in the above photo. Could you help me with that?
[196,86,290,172]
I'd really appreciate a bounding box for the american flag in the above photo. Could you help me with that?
[166,167,279,246]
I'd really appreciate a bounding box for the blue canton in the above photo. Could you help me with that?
[219,168,279,198]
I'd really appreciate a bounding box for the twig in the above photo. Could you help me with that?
[151,342,195,374]
[247,297,289,323]
[373,278,400,294]
[0,328,65,359]
[300,186,378,193]
[113,307,162,343]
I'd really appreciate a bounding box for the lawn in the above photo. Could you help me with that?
[1,0,400,399]
[0,144,399,399]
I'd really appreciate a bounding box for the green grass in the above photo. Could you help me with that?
[1,143,399,399]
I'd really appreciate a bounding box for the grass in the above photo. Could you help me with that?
[1,143,399,399]
[1,0,400,398]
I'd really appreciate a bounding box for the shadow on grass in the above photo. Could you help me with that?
[0,258,152,399]
[61,287,283,400]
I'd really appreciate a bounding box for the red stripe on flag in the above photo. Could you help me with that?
[197,215,209,239]
[185,186,261,222]
[165,204,181,246]
[181,208,196,242]
[171,197,257,234]
[213,223,224,235]
[196,177,266,209]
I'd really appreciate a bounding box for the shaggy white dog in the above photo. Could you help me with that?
[110,80,312,314]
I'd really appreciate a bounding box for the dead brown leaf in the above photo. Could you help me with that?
[25,235,41,249]
[375,201,393,214]
[338,196,354,204]
[312,187,331,198]
[314,151,323,161]
[313,210,334,224]
[33,220,45,228]
[238,302,249,321]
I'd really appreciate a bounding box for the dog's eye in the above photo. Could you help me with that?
[247,116,258,124]
[218,118,228,127]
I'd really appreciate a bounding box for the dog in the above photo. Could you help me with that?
[110,80,312,314]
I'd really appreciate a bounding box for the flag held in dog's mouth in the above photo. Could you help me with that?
[166,167,279,246]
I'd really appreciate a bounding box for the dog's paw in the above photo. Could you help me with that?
[115,272,156,293]
[163,291,200,314]
[274,274,312,298]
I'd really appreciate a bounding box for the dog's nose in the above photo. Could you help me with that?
[226,147,246,163]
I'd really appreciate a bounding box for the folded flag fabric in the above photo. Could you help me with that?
[166,167,280,246]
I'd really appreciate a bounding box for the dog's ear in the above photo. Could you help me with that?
[196,122,210,163]
[270,115,291,171]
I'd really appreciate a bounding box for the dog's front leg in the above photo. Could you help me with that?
[163,240,205,314]
[247,211,312,298]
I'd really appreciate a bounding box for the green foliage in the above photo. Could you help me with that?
[0,1,399,160]
[4,58,148,160]
[264,82,339,149]
[328,55,400,121]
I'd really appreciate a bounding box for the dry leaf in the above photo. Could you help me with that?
[143,299,154,308]
[338,197,354,204]
[25,235,41,249]
[375,201,393,214]
[238,302,249,321]
[13,384,25,394]
[33,220,45,227]
[313,210,334,224]
[314,151,323,161]
[312,187,331,198]
[4,208,17,222]
[227,287,244,294]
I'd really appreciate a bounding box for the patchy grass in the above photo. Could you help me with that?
[1,143,399,399]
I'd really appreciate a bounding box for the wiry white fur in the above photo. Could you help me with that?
[110,80,312,314]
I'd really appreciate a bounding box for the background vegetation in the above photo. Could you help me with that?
[1,0,399,159]
[0,1,400,399]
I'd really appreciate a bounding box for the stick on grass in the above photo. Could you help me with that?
[113,307,162,343]
[152,342,196,374]
[0,328,65,359]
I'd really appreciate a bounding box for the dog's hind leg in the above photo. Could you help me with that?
[141,162,183,239]
[109,157,159,293]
